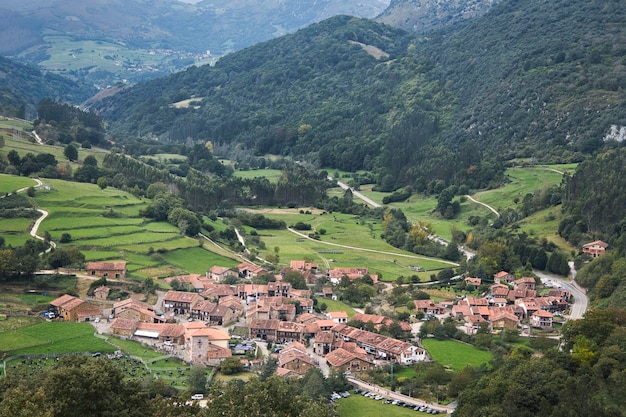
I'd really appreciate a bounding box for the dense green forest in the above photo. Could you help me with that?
[94,0,626,192]
[559,148,626,307]
[0,56,95,120]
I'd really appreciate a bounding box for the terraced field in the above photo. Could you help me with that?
[32,179,237,279]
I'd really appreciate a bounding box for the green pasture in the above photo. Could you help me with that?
[470,167,564,213]
[513,206,574,252]
[336,395,431,417]
[43,216,144,231]
[1,321,113,355]
[244,210,456,280]
[316,298,358,318]
[160,247,239,275]
[421,338,492,371]
[0,217,33,240]
[0,293,56,313]
[233,168,283,182]
[143,154,188,162]
[34,34,179,77]
[1,134,109,168]
[0,174,37,194]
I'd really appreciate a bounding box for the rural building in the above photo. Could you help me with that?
[325,348,375,375]
[277,342,317,376]
[494,271,515,284]
[162,290,204,315]
[206,266,235,282]
[531,310,554,329]
[86,261,127,279]
[582,240,608,258]
[93,285,110,300]
[326,311,348,324]
[49,294,103,322]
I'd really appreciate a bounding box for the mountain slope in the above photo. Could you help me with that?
[0,56,96,119]
[94,0,626,190]
[1,0,390,87]
[376,0,500,33]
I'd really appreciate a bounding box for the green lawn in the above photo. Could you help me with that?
[233,168,283,182]
[317,298,358,318]
[0,321,113,354]
[0,174,37,194]
[421,338,492,370]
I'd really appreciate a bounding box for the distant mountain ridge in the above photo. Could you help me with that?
[377,0,500,32]
[0,0,391,87]
[92,0,626,192]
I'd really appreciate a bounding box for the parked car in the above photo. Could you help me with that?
[191,394,204,400]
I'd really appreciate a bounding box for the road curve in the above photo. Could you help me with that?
[533,269,588,320]
[464,194,500,218]
[332,178,381,208]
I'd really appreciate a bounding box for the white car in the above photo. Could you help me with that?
[191,394,204,400]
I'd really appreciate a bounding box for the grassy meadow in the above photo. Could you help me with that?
[30,179,239,279]
[0,320,113,355]
[317,298,358,318]
[242,209,458,281]
[421,338,493,370]
[0,174,37,193]
[233,168,283,182]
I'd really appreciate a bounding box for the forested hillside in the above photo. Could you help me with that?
[0,56,95,119]
[95,0,626,192]
[560,148,626,307]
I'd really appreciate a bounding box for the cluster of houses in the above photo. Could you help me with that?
[441,272,571,331]
[45,257,581,379]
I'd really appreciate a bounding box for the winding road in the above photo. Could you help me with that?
[8,177,56,253]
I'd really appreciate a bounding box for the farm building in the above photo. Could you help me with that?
[86,261,127,279]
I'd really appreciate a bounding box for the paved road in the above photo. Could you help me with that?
[534,268,588,320]
[332,178,381,208]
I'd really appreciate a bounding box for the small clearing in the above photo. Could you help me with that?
[348,40,389,60]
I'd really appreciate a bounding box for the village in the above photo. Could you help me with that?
[43,252,583,386]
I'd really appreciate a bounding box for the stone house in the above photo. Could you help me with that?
[86,261,126,279]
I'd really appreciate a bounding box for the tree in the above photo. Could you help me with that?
[83,155,98,166]
[220,356,243,375]
[259,356,278,381]
[283,270,307,289]
[299,368,330,401]
[203,376,335,417]
[63,144,78,161]
[97,177,108,190]
[0,356,150,417]
[187,365,208,394]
